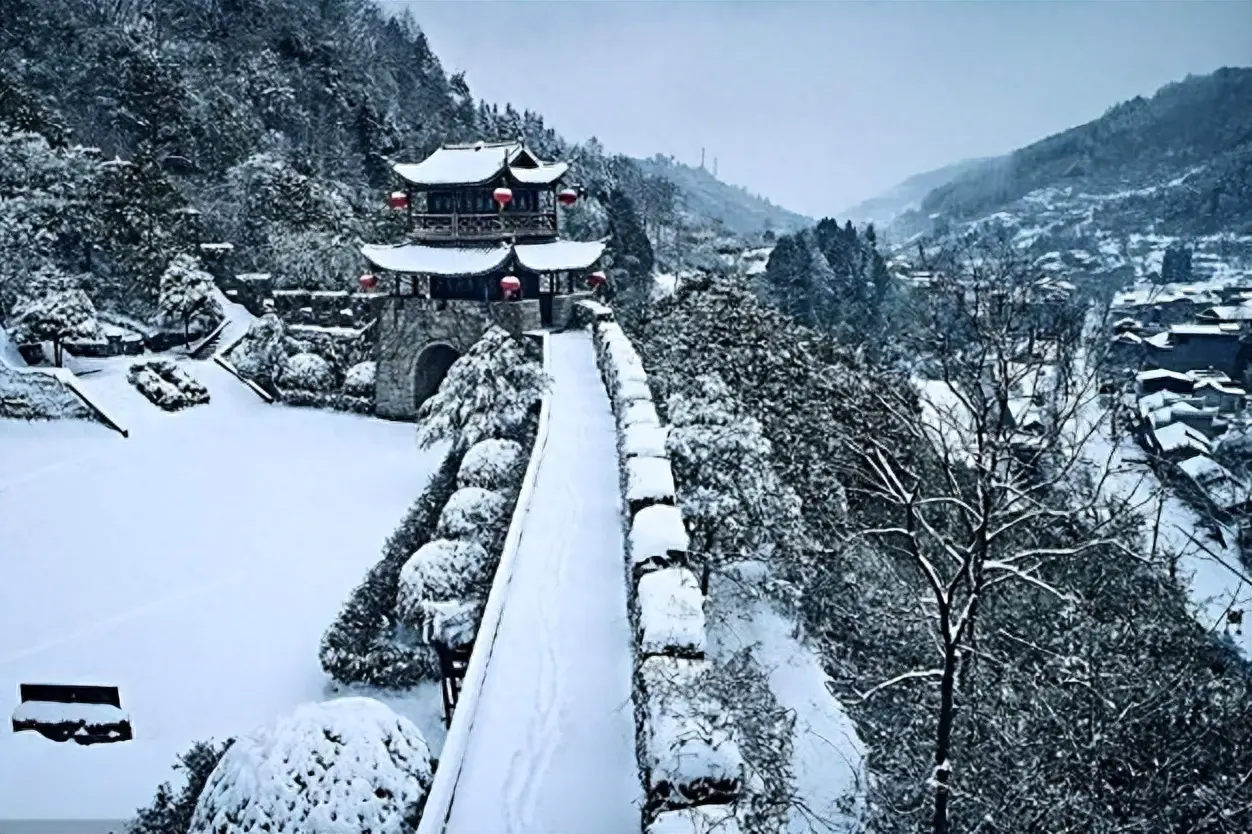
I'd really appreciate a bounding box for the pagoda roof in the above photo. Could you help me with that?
[394,141,569,187]
[360,243,511,276]
[361,239,606,277]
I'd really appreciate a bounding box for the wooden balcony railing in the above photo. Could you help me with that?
[411,212,558,241]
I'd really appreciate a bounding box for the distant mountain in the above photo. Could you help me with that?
[632,154,812,237]
[840,157,994,229]
[889,67,1252,243]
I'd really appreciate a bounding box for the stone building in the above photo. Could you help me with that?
[361,140,605,419]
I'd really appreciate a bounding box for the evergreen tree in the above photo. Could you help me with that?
[157,254,223,346]
[1159,242,1193,284]
[603,187,654,329]
[9,267,103,366]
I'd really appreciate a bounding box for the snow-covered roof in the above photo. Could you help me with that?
[1145,332,1173,349]
[1179,455,1234,485]
[1170,323,1242,337]
[508,162,570,185]
[1152,422,1212,455]
[1137,369,1191,383]
[1194,378,1246,396]
[514,239,606,272]
[394,143,519,186]
[392,141,569,187]
[360,243,511,276]
[1199,304,1252,322]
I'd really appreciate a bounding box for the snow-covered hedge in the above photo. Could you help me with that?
[188,698,433,834]
[419,599,483,651]
[343,359,376,396]
[0,364,89,420]
[320,453,462,688]
[638,657,744,816]
[436,486,510,551]
[280,351,334,391]
[637,568,706,659]
[457,438,526,492]
[396,538,492,623]
[127,360,210,411]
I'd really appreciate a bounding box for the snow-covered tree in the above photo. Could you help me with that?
[157,254,222,347]
[9,267,102,366]
[457,438,526,491]
[343,360,377,396]
[188,698,433,834]
[665,372,811,568]
[396,538,492,623]
[229,313,292,388]
[415,326,547,454]
[280,352,333,392]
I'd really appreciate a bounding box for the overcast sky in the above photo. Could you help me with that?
[383,1,1252,218]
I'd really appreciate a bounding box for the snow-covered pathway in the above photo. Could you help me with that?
[442,330,643,833]
[0,360,445,820]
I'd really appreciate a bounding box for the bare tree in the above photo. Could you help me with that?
[851,234,1135,833]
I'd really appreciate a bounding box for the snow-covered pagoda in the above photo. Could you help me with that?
[362,140,606,420]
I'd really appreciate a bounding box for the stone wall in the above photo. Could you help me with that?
[551,291,593,329]
[374,297,543,420]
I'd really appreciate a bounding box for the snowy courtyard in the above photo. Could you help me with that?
[0,359,446,821]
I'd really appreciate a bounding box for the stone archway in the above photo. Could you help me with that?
[413,342,461,413]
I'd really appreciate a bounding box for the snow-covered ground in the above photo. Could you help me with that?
[442,330,643,833]
[0,357,447,821]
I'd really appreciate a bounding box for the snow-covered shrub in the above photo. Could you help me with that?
[280,351,333,391]
[320,453,462,687]
[128,365,189,411]
[637,568,706,658]
[630,504,691,578]
[188,698,433,834]
[417,326,546,454]
[282,388,373,415]
[156,254,223,342]
[647,806,744,834]
[128,739,234,834]
[228,313,291,387]
[622,422,670,460]
[419,599,482,651]
[638,657,744,816]
[0,364,89,420]
[457,438,526,492]
[395,538,492,623]
[626,455,677,514]
[8,267,102,367]
[436,486,509,550]
[343,360,376,396]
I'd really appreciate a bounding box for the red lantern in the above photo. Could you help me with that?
[388,191,409,210]
[500,275,521,297]
[557,188,578,207]
[586,271,607,288]
[493,187,513,209]
[359,273,378,291]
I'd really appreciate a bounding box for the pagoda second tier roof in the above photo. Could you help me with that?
[394,141,569,187]
[361,239,606,277]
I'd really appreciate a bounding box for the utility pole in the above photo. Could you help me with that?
[700,147,705,170]
[713,157,718,177]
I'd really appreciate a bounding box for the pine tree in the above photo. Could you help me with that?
[9,267,102,366]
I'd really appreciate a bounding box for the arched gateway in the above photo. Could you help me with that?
[413,342,460,412]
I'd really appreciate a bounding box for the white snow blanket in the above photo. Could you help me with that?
[622,422,669,459]
[11,701,129,727]
[638,657,744,807]
[442,330,643,833]
[616,376,653,408]
[397,538,492,620]
[630,505,691,575]
[457,438,525,492]
[0,360,447,820]
[648,805,744,834]
[189,698,433,834]
[626,455,678,506]
[637,568,706,657]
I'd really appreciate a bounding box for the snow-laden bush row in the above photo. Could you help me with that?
[127,359,210,411]
[322,329,543,689]
[227,313,375,413]
[188,697,434,834]
[589,317,748,830]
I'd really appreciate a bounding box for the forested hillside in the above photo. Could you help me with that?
[633,154,811,237]
[0,0,729,332]
[890,67,1252,240]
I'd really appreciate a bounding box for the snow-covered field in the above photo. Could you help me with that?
[0,358,446,821]
[441,330,644,833]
